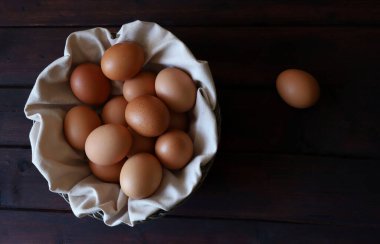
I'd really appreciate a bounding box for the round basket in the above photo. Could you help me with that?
[24,21,219,226]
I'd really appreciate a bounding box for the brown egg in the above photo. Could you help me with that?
[64,105,101,150]
[101,42,145,81]
[168,110,189,131]
[155,130,193,170]
[276,69,320,109]
[120,153,162,199]
[125,95,170,137]
[123,72,156,102]
[89,159,124,183]
[70,63,111,105]
[101,96,128,126]
[155,67,196,112]
[85,124,132,166]
[127,128,156,157]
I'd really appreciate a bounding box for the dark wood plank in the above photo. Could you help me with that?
[2,148,380,227]
[1,27,380,88]
[7,86,380,158]
[1,1,380,27]
[1,210,380,243]
[0,89,32,145]
[179,153,380,227]
[0,148,67,209]
[219,86,380,158]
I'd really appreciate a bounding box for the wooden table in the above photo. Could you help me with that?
[1,1,380,243]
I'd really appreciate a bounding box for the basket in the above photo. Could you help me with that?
[24,21,219,226]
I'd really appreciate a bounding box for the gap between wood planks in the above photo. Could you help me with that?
[3,23,380,28]
[0,208,378,229]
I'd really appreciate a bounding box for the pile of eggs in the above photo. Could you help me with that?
[64,41,196,199]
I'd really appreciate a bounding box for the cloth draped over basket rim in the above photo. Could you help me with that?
[24,20,219,226]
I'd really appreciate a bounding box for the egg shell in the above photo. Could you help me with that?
[168,110,189,131]
[127,128,156,157]
[120,153,163,199]
[89,159,124,183]
[276,69,320,109]
[85,124,132,166]
[101,96,128,126]
[101,41,145,81]
[155,67,196,112]
[64,105,101,150]
[155,129,193,170]
[123,72,156,102]
[70,63,111,105]
[125,95,170,137]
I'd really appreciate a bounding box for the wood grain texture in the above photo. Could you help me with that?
[219,87,380,157]
[0,148,67,209]
[1,27,380,88]
[2,1,380,239]
[2,148,380,227]
[0,89,31,145]
[1,210,380,243]
[1,0,380,27]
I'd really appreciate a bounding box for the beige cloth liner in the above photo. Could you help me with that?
[24,21,218,226]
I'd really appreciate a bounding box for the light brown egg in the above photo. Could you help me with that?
[123,72,156,102]
[120,153,162,199]
[101,96,128,126]
[168,110,189,131]
[276,69,320,109]
[155,129,193,170]
[127,128,156,157]
[155,67,196,112]
[101,42,145,81]
[89,159,124,183]
[64,105,101,150]
[70,63,111,105]
[85,124,132,166]
[125,95,170,137]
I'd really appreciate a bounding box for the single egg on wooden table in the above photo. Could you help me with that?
[155,67,197,112]
[85,124,132,166]
[120,153,163,199]
[64,105,101,150]
[101,41,145,81]
[168,110,189,131]
[101,96,128,126]
[125,95,170,137]
[88,159,125,183]
[127,127,156,157]
[70,63,111,105]
[276,69,320,109]
[123,71,156,102]
[155,129,193,170]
